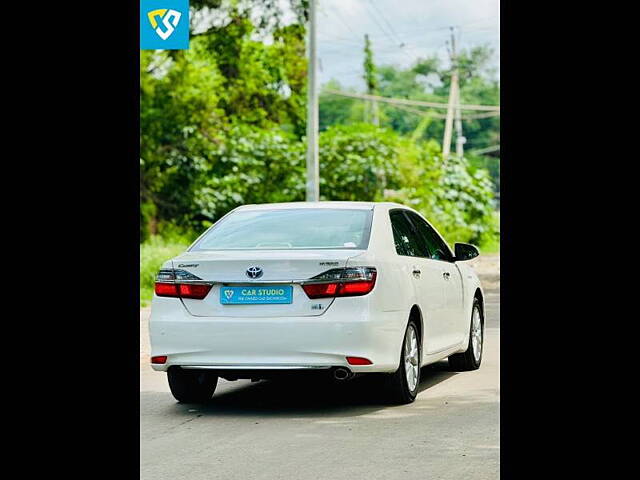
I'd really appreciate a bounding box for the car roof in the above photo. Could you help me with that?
[235,201,408,211]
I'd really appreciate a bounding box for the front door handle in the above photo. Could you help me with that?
[412,268,421,277]
[442,271,450,280]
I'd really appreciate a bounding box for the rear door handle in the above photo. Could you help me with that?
[412,268,421,277]
[442,271,450,280]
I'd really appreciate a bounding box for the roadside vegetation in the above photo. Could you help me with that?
[140,236,191,306]
[140,1,500,305]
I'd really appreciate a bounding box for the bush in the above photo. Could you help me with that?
[141,122,498,254]
[330,125,498,247]
[319,124,401,200]
[193,124,306,227]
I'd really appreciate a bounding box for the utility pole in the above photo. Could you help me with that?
[306,0,319,201]
[363,34,379,126]
[442,27,458,161]
[454,41,465,159]
[454,84,465,158]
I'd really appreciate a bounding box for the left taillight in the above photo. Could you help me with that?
[302,267,377,299]
[154,268,213,300]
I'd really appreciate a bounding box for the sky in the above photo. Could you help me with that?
[312,0,500,89]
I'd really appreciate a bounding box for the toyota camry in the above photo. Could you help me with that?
[149,202,484,404]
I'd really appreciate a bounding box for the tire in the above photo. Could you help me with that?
[167,367,218,403]
[448,298,483,371]
[383,320,421,405]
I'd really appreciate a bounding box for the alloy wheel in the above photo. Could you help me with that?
[404,325,419,391]
[471,306,483,363]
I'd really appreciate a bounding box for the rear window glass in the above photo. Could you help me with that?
[190,208,373,251]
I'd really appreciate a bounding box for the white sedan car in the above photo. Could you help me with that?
[149,202,484,404]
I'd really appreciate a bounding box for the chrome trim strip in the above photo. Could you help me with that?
[158,268,375,286]
[181,365,332,370]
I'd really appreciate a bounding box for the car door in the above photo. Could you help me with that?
[407,212,466,347]
[389,210,449,355]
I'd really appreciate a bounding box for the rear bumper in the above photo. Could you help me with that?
[149,296,407,373]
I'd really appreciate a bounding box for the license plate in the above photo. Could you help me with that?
[220,285,293,305]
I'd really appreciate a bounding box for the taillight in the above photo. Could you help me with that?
[154,269,213,300]
[302,267,377,299]
[177,283,212,299]
[154,282,179,297]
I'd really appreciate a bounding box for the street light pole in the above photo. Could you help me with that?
[305,0,319,202]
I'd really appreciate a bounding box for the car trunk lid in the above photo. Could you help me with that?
[171,249,363,317]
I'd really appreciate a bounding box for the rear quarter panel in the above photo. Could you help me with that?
[344,205,418,362]
[346,204,417,314]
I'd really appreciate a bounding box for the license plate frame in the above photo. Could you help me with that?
[219,285,293,305]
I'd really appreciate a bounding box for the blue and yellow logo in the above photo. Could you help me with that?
[140,0,189,50]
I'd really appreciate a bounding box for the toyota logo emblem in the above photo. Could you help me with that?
[246,266,263,279]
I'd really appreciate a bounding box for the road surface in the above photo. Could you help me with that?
[140,255,500,480]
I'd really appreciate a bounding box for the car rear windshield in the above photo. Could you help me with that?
[190,208,373,251]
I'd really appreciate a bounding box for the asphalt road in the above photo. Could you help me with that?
[140,260,500,480]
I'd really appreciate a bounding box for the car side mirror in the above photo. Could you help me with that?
[454,242,479,261]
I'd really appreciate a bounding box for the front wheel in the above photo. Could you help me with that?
[448,298,483,371]
[167,367,218,403]
[383,320,421,404]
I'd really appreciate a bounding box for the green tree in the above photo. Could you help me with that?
[140,1,310,239]
[140,1,498,248]
[319,44,500,193]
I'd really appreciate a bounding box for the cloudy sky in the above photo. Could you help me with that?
[312,0,500,89]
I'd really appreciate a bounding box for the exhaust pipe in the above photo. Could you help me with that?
[333,367,353,381]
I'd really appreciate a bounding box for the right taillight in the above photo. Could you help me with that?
[154,269,213,300]
[302,267,377,299]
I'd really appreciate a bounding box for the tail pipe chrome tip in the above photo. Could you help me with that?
[333,367,354,381]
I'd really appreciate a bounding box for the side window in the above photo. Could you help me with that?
[390,221,408,255]
[389,211,428,257]
[407,212,453,262]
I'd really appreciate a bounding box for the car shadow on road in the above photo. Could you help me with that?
[158,361,458,418]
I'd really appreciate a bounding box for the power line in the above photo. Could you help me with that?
[383,101,500,121]
[319,89,500,122]
[469,145,500,155]
[322,1,360,38]
[317,13,498,45]
[364,3,397,45]
[317,15,499,65]
[464,111,501,120]
[323,88,500,111]
[368,0,405,47]
[363,1,414,63]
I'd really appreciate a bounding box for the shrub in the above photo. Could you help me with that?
[141,122,498,254]
[140,236,190,306]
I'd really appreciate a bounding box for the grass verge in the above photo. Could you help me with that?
[140,236,190,307]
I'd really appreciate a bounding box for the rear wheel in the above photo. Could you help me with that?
[167,367,218,403]
[384,320,421,404]
[448,298,483,371]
